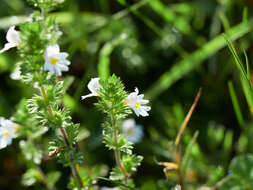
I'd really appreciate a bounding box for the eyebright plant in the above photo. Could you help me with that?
[0,0,85,189]
[0,0,151,189]
[82,76,150,188]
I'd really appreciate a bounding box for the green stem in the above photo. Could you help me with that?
[110,114,128,182]
[40,86,84,188]
[114,130,127,178]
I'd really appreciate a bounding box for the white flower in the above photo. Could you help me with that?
[124,88,151,117]
[122,118,143,144]
[174,185,181,190]
[100,187,119,190]
[81,78,102,100]
[0,117,19,149]
[43,44,70,76]
[0,26,21,53]
[10,62,22,80]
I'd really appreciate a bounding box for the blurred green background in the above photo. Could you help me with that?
[1,0,253,189]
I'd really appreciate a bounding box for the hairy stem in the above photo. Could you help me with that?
[113,130,128,178]
[110,113,128,180]
[40,86,84,188]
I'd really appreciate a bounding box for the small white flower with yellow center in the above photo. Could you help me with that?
[124,88,151,117]
[122,118,143,144]
[0,26,21,53]
[81,78,102,100]
[44,44,70,76]
[0,117,19,149]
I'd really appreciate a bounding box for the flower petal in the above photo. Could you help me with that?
[81,93,96,100]
[0,42,16,53]
[6,26,20,45]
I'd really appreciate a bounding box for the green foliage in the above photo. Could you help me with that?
[6,0,87,189]
[219,154,253,189]
[103,133,133,154]
[110,167,125,181]
[147,19,253,99]
[96,75,143,185]
[96,74,131,119]
[46,171,61,189]
[122,154,143,174]
[98,34,128,80]
[20,140,43,164]
[27,0,65,12]
[3,0,253,189]
[228,81,245,128]
[21,168,42,186]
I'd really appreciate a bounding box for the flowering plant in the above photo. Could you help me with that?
[0,0,150,189]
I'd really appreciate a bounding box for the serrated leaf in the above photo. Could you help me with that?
[122,154,143,174]
[110,167,125,181]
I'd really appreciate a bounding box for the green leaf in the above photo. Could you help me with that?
[181,131,199,177]
[122,154,143,174]
[148,0,192,34]
[230,154,253,181]
[222,130,233,161]
[219,175,245,190]
[65,123,79,145]
[110,167,125,181]
[117,0,126,5]
[21,168,41,186]
[225,37,251,86]
[46,171,61,189]
[219,154,253,189]
[228,81,245,129]
[104,133,133,154]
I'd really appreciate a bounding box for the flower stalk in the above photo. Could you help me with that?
[90,75,147,188]
[111,115,128,179]
[40,85,84,188]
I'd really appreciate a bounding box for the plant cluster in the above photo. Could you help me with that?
[0,0,151,189]
[1,0,253,190]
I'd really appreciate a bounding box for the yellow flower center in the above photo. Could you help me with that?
[97,93,100,97]
[123,101,127,105]
[134,102,140,108]
[16,126,20,131]
[127,129,134,135]
[50,57,58,65]
[3,131,9,137]
[18,42,22,46]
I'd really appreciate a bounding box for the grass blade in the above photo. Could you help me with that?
[146,19,253,99]
[181,131,199,178]
[225,36,250,85]
[228,81,245,129]
[98,34,128,80]
[175,88,201,146]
